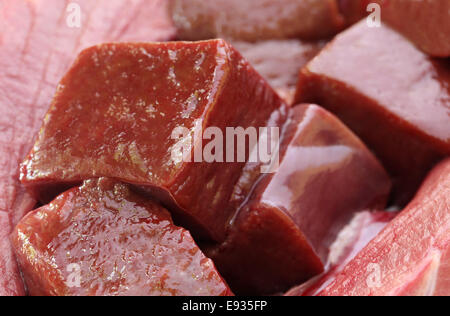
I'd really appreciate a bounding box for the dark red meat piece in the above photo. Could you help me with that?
[233,40,326,104]
[295,21,450,205]
[208,104,391,294]
[20,40,286,242]
[372,0,450,57]
[12,178,232,296]
[1,2,174,295]
[0,0,175,222]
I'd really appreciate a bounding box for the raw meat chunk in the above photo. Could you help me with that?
[20,40,286,242]
[318,158,450,296]
[286,210,396,296]
[208,104,391,294]
[295,21,450,205]
[233,40,326,104]
[169,0,345,41]
[372,0,450,57]
[12,178,232,296]
[0,0,175,223]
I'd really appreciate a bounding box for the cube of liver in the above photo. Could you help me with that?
[169,0,345,41]
[12,178,232,296]
[208,104,391,295]
[233,40,326,104]
[20,40,286,242]
[0,211,26,296]
[318,158,450,296]
[295,21,450,205]
[373,0,450,57]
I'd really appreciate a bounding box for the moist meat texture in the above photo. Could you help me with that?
[169,0,345,41]
[20,40,286,243]
[371,0,450,57]
[317,158,450,296]
[0,2,175,294]
[0,0,175,224]
[208,104,391,295]
[0,211,26,296]
[286,210,397,296]
[12,178,232,296]
[295,21,450,206]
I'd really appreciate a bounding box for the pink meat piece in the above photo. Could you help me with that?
[316,159,450,296]
[0,0,175,220]
[286,210,396,296]
[169,0,345,41]
[0,211,26,296]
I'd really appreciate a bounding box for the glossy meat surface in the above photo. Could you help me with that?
[286,210,396,296]
[12,178,232,296]
[170,0,345,41]
[0,211,26,296]
[0,0,175,222]
[20,40,286,242]
[0,0,175,298]
[318,159,450,296]
[295,21,450,205]
[372,0,450,57]
[208,104,391,295]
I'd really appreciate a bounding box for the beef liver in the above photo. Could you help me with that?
[0,0,175,222]
[317,158,450,296]
[1,2,174,295]
[233,40,326,104]
[0,0,175,294]
[20,40,286,242]
[170,0,345,41]
[0,211,26,296]
[12,178,232,296]
[208,104,391,294]
[372,0,450,57]
[295,21,450,205]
